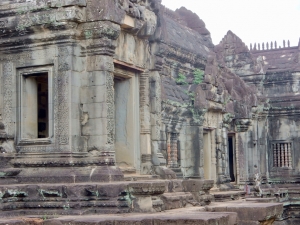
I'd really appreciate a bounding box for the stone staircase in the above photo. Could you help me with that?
[0,178,286,225]
[0,161,285,225]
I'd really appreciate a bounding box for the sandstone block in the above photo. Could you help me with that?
[80,86,106,104]
[82,118,107,136]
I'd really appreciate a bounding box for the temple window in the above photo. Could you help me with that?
[18,66,53,144]
[272,143,292,168]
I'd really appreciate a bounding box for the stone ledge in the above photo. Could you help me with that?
[0,208,236,225]
[206,200,283,223]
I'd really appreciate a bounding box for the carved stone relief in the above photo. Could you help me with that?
[140,71,151,134]
[106,72,115,145]
[55,47,70,146]
[2,62,14,135]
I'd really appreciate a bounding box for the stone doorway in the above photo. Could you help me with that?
[228,135,236,182]
[114,68,140,173]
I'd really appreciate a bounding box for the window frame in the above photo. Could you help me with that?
[271,141,293,169]
[17,66,54,145]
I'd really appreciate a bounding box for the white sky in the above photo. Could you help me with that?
[161,0,300,47]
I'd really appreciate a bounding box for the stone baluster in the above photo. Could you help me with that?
[280,144,284,167]
[283,40,286,48]
[258,43,260,50]
[273,144,277,167]
[167,133,172,167]
[284,143,288,167]
[288,143,292,168]
[280,144,283,167]
[278,144,281,167]
[275,41,277,49]
[277,143,281,167]
[266,42,269,50]
[170,133,178,168]
[288,40,290,47]
[271,41,273,49]
[253,43,257,50]
[262,42,265,50]
[250,43,252,50]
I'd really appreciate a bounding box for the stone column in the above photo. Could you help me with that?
[198,125,204,178]
[79,20,119,158]
[257,115,268,180]
[235,119,252,185]
[140,71,152,174]
[185,110,205,179]
[216,128,223,183]
[235,134,240,184]
[149,71,165,166]
[83,55,115,162]
[222,126,231,182]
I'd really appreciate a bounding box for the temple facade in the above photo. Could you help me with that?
[0,0,300,223]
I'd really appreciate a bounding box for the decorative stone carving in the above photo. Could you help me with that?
[2,62,14,136]
[235,119,251,132]
[254,173,262,197]
[140,72,151,134]
[55,47,70,146]
[106,72,114,145]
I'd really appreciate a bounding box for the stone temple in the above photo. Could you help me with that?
[0,0,300,224]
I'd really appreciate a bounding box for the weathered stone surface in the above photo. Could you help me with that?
[0,0,300,222]
[51,0,87,7]
[41,208,237,225]
[175,7,211,36]
[206,201,283,224]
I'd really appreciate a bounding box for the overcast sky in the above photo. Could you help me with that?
[161,0,300,48]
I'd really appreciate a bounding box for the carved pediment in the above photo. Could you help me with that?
[235,119,251,132]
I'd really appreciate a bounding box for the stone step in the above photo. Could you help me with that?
[0,208,238,225]
[124,174,159,181]
[0,181,166,217]
[161,192,199,210]
[246,197,277,203]
[0,166,125,184]
[211,191,246,202]
[206,201,283,225]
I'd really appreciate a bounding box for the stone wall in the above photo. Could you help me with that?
[0,0,300,190]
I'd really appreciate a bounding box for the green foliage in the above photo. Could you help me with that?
[176,73,188,85]
[184,91,196,106]
[188,91,195,101]
[84,30,93,39]
[193,69,204,85]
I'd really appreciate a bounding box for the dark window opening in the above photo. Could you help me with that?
[228,136,235,182]
[36,74,49,138]
[23,72,49,139]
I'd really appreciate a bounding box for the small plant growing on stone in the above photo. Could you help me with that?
[188,91,195,101]
[176,73,188,85]
[193,69,204,85]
